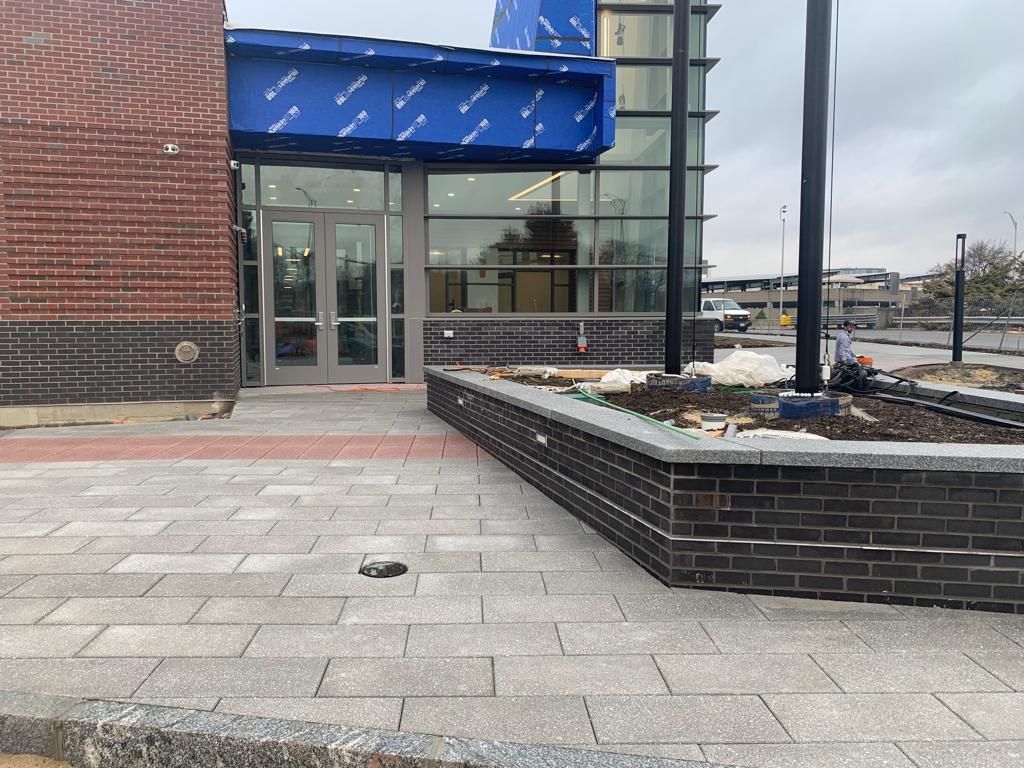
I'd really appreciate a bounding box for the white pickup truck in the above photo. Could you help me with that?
[701,298,751,332]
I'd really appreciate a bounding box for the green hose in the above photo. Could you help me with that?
[575,389,704,441]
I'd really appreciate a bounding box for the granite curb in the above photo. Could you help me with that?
[0,691,730,768]
[426,368,1024,473]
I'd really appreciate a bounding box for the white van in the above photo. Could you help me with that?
[701,298,751,332]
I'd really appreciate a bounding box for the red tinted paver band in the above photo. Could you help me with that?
[0,435,486,463]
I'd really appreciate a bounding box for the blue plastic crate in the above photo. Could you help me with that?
[645,374,712,393]
[778,395,840,420]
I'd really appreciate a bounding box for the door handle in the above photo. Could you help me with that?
[329,311,337,326]
[315,311,325,330]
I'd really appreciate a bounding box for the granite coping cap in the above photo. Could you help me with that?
[879,375,1024,414]
[426,368,1024,474]
[426,368,762,465]
[0,691,733,768]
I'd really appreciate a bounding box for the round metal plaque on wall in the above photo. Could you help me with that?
[174,341,200,364]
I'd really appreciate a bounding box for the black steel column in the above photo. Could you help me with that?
[664,0,691,374]
[794,0,833,393]
[952,233,967,362]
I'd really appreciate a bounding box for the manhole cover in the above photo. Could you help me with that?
[359,561,408,578]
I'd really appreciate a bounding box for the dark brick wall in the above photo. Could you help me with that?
[428,371,1024,613]
[423,318,715,367]
[1,321,239,406]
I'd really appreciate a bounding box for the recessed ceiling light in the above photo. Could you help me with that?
[346,199,355,204]
[467,177,476,182]
[447,192,455,197]
[353,187,361,192]
[269,196,278,201]
[432,203,441,208]
[268,184,277,189]
[514,206,522,211]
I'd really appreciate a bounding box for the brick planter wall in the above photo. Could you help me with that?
[1,0,238,406]
[423,318,715,367]
[427,368,1024,613]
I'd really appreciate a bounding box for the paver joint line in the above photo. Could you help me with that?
[1,391,1021,767]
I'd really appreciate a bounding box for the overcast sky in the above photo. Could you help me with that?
[225,0,1024,278]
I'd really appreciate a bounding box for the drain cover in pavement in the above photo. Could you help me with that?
[360,561,408,578]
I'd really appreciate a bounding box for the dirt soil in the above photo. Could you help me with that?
[891,363,1024,393]
[605,386,1024,444]
[0,757,69,768]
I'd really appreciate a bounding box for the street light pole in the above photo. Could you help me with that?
[794,0,834,394]
[1005,211,1019,258]
[953,233,967,363]
[663,0,692,375]
[778,205,788,325]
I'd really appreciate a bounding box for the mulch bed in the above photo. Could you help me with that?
[604,386,1024,444]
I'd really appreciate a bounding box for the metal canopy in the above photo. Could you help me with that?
[226,28,615,162]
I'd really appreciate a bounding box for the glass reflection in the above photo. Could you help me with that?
[598,220,668,265]
[389,216,404,264]
[428,270,592,313]
[598,171,670,216]
[392,319,405,379]
[335,223,378,366]
[598,12,672,58]
[241,164,256,206]
[388,167,403,211]
[244,317,261,384]
[428,219,593,266]
[601,117,671,166]
[262,166,384,210]
[427,171,593,216]
[615,66,671,111]
[241,210,258,262]
[597,269,666,312]
[271,221,318,367]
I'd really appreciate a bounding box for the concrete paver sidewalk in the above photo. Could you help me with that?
[1,390,1023,767]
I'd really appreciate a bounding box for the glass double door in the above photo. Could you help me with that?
[262,212,386,385]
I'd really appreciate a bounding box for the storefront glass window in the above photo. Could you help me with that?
[391,319,405,379]
[261,165,385,210]
[428,219,594,266]
[601,117,671,166]
[597,269,666,312]
[428,269,593,314]
[427,171,593,216]
[241,164,256,206]
[597,220,668,265]
[390,269,404,315]
[614,65,671,111]
[388,167,403,211]
[389,216,404,265]
[598,12,672,58]
[598,170,670,216]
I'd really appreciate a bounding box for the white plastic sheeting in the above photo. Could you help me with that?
[685,351,794,388]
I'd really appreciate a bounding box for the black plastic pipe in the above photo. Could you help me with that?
[794,0,834,394]
[664,0,691,375]
[952,233,967,362]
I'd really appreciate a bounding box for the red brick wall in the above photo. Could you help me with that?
[0,0,235,321]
